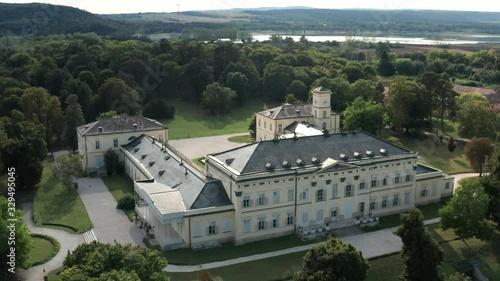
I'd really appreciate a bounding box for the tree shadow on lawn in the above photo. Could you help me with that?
[42,180,80,223]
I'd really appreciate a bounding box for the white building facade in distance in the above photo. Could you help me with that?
[256,86,341,141]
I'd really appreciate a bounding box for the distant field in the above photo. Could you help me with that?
[161,99,276,140]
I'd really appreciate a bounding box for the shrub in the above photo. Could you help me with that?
[387,136,403,147]
[117,194,135,210]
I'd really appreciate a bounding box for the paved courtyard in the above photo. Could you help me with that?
[77,177,144,246]
[168,133,249,159]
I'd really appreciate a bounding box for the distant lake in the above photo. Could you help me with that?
[251,33,500,45]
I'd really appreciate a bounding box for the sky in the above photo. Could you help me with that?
[3,0,500,14]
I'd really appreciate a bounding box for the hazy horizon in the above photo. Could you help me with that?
[3,0,500,14]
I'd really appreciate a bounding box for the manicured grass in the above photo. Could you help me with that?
[102,174,135,220]
[381,129,473,174]
[161,99,277,140]
[168,224,499,281]
[431,117,460,137]
[26,234,60,268]
[33,156,92,233]
[27,237,54,265]
[364,201,446,232]
[164,235,322,265]
[228,134,255,144]
[168,250,306,281]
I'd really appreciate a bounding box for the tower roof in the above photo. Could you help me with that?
[312,86,331,93]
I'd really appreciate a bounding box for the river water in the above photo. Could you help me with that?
[251,33,500,45]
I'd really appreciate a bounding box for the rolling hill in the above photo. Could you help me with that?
[0,3,130,36]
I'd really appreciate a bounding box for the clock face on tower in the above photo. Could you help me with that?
[322,99,328,105]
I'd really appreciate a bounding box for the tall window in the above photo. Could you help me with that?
[223,219,231,233]
[332,183,338,198]
[345,184,352,197]
[113,139,118,148]
[288,189,294,201]
[193,223,201,237]
[208,221,216,235]
[323,111,326,118]
[300,188,309,201]
[287,212,294,225]
[421,188,428,198]
[159,135,163,142]
[317,209,324,222]
[322,122,326,130]
[264,121,266,129]
[432,183,437,196]
[359,202,365,213]
[371,179,377,188]
[393,194,399,206]
[445,182,451,190]
[404,192,411,205]
[258,217,266,230]
[331,208,337,218]
[258,119,261,127]
[302,210,309,225]
[243,219,251,233]
[95,140,100,149]
[316,189,324,201]
[381,197,388,208]
[258,193,266,205]
[359,182,366,190]
[278,124,283,132]
[383,177,388,186]
[272,215,280,228]
[273,191,280,204]
[394,175,400,184]
[370,201,376,210]
[406,175,411,182]
[243,196,251,208]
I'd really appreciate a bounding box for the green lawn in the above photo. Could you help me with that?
[227,134,255,144]
[102,174,135,220]
[26,237,56,266]
[431,117,460,137]
[161,99,276,140]
[169,224,499,281]
[26,234,61,268]
[193,157,205,169]
[364,201,446,232]
[33,156,92,233]
[165,235,322,265]
[381,129,473,174]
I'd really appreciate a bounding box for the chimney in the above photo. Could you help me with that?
[133,123,138,130]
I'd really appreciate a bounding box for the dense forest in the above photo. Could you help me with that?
[2,31,500,188]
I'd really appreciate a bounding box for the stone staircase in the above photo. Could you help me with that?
[331,225,364,237]
[82,229,98,243]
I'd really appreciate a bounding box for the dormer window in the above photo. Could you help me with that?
[354,152,361,159]
[296,159,305,166]
[265,163,275,171]
[282,161,291,168]
[380,149,388,155]
[340,154,348,161]
[311,157,320,164]
[366,151,375,157]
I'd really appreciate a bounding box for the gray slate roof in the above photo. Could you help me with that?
[123,134,231,210]
[212,131,414,175]
[416,164,438,175]
[78,116,166,136]
[257,104,313,120]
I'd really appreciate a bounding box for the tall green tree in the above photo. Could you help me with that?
[347,79,384,104]
[0,110,47,188]
[248,114,257,139]
[395,208,444,281]
[62,95,85,152]
[343,97,385,135]
[201,82,237,115]
[457,98,495,139]
[387,77,427,132]
[286,80,309,102]
[377,50,395,77]
[0,195,32,279]
[420,72,457,132]
[96,78,140,115]
[19,87,64,148]
[293,238,369,281]
[53,154,85,188]
[481,145,500,227]
[60,242,170,281]
[464,137,494,175]
[440,179,494,242]
[262,63,294,101]
[213,43,241,79]
[59,79,93,121]
[226,72,249,102]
